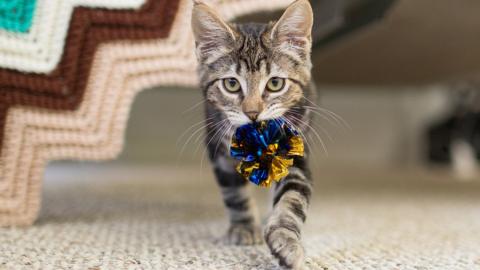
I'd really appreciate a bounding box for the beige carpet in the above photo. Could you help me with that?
[1,164,480,269]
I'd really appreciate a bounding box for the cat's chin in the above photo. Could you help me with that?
[257,112,288,122]
[229,118,285,127]
[227,118,252,127]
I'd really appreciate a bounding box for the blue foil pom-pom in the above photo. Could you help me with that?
[230,119,304,187]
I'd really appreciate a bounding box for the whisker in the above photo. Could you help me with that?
[193,124,217,146]
[301,96,320,107]
[273,118,287,137]
[291,106,340,129]
[282,117,313,153]
[176,115,217,147]
[286,115,333,142]
[182,99,207,115]
[289,114,329,155]
[282,116,327,156]
[303,105,350,130]
[181,118,227,157]
[213,123,233,159]
[194,119,229,155]
[301,96,350,129]
[288,111,334,142]
[194,117,225,144]
[176,117,218,165]
[179,124,210,156]
[200,121,231,169]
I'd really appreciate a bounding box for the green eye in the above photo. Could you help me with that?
[266,77,285,92]
[222,78,241,93]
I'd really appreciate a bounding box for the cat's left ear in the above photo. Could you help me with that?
[270,0,314,59]
[191,1,238,64]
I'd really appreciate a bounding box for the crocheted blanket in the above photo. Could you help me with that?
[0,0,292,226]
[0,0,36,33]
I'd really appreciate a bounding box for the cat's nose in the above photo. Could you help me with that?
[245,111,259,121]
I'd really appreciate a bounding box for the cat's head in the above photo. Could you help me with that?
[192,0,314,126]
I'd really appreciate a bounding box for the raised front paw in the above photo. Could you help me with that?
[223,223,263,245]
[265,227,305,270]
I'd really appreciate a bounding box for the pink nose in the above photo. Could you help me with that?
[245,111,259,121]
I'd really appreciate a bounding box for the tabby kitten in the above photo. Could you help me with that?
[192,0,315,268]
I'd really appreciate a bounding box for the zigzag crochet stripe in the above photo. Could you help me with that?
[0,0,145,73]
[0,0,173,153]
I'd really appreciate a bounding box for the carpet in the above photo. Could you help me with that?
[0,164,479,269]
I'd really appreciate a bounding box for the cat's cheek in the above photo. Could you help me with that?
[226,112,251,126]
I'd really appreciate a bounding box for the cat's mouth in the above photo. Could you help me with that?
[224,107,300,128]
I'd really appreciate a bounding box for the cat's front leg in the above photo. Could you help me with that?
[212,156,263,245]
[264,159,312,269]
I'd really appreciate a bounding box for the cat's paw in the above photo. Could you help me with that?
[223,223,263,245]
[265,227,305,270]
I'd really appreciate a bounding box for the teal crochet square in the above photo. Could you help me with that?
[0,0,36,33]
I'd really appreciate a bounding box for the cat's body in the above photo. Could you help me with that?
[192,1,315,268]
[428,87,480,180]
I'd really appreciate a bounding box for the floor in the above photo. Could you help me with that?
[1,163,480,269]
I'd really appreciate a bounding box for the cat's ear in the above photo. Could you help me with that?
[270,0,313,59]
[191,1,237,63]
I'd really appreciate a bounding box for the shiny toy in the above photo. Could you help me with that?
[230,119,304,187]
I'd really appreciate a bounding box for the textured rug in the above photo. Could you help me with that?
[0,164,479,269]
[0,0,292,226]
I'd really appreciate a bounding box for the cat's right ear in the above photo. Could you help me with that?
[191,1,237,64]
[270,0,313,61]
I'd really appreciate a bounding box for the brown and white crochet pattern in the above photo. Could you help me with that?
[0,0,292,226]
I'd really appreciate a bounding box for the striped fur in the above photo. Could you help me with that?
[193,1,314,268]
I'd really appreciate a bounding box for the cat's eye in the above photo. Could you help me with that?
[222,78,241,93]
[266,77,285,92]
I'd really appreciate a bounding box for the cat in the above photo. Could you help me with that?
[427,86,480,180]
[191,0,315,268]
